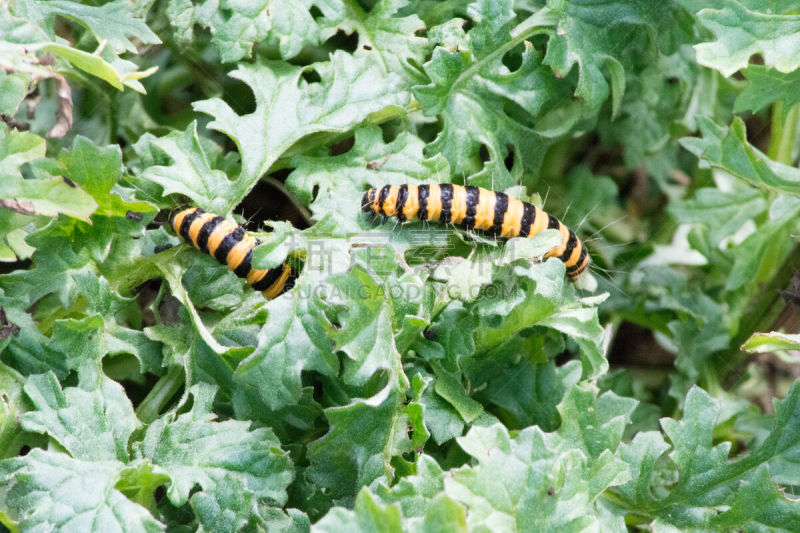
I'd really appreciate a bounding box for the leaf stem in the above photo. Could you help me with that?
[135,365,185,424]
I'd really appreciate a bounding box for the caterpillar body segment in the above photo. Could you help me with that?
[170,207,296,299]
[362,184,590,280]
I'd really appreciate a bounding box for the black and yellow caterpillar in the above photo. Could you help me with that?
[362,183,590,280]
[170,207,296,299]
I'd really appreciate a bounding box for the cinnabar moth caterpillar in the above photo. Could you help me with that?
[170,207,296,299]
[362,184,590,280]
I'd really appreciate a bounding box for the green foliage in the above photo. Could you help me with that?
[2,0,800,531]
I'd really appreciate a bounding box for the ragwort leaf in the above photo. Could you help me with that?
[681,0,800,77]
[194,51,407,210]
[137,383,294,507]
[735,65,800,121]
[412,0,557,185]
[166,0,320,62]
[680,117,800,197]
[0,449,164,533]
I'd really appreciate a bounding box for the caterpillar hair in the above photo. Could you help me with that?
[170,207,296,299]
[362,184,590,280]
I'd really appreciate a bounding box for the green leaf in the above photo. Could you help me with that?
[0,72,27,115]
[681,0,800,77]
[194,51,407,210]
[167,0,320,62]
[668,186,767,245]
[0,449,163,532]
[287,125,449,234]
[432,366,484,424]
[412,1,557,184]
[0,124,97,221]
[306,388,402,510]
[42,43,158,93]
[614,384,800,529]
[57,136,155,217]
[472,259,608,378]
[189,474,254,533]
[742,331,800,353]
[556,385,637,458]
[17,0,159,54]
[2,2,159,94]
[235,290,336,410]
[680,117,800,197]
[20,368,137,462]
[133,122,235,214]
[315,0,430,82]
[735,65,800,120]
[322,266,410,389]
[251,221,297,270]
[614,431,672,509]
[445,423,628,531]
[724,196,800,291]
[0,361,32,459]
[0,209,37,261]
[710,465,800,532]
[544,0,666,112]
[313,489,404,533]
[137,383,294,507]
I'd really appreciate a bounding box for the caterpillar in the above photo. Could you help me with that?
[362,184,590,280]
[170,207,296,299]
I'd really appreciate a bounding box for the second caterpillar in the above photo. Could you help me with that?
[362,183,590,280]
[170,207,296,299]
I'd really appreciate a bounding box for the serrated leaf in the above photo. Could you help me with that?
[725,196,800,291]
[472,259,607,378]
[235,290,337,410]
[0,124,96,221]
[312,489,404,533]
[18,0,159,54]
[735,65,800,121]
[20,368,137,462]
[138,383,294,507]
[445,423,629,531]
[668,187,767,245]
[133,121,235,214]
[0,449,163,532]
[57,136,155,217]
[322,266,408,389]
[42,43,158,93]
[190,473,255,533]
[413,1,556,184]
[710,465,800,532]
[556,385,637,458]
[544,0,667,112]
[0,72,27,115]
[316,0,429,82]
[167,0,320,62]
[287,125,449,234]
[682,0,800,77]
[680,117,800,197]
[194,51,407,210]
[2,2,158,94]
[614,383,800,529]
[0,361,31,459]
[306,387,402,510]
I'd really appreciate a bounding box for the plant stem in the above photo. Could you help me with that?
[767,102,800,165]
[135,365,185,424]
